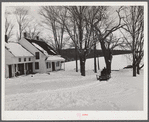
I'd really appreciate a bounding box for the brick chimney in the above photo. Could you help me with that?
[5,35,8,43]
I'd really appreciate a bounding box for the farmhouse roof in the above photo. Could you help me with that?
[5,43,34,57]
[46,56,65,62]
[25,38,57,55]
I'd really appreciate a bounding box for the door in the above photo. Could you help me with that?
[28,63,33,73]
[8,65,12,78]
[52,62,55,71]
[18,64,24,75]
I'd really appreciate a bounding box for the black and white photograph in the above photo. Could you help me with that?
[1,1,148,120]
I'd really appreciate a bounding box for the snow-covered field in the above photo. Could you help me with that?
[5,55,144,111]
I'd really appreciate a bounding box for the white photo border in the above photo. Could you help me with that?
[1,1,148,120]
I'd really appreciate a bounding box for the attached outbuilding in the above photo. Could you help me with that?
[5,43,34,78]
[46,55,65,71]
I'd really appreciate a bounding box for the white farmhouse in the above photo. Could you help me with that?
[19,37,65,74]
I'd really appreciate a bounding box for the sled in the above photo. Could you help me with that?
[96,74,111,81]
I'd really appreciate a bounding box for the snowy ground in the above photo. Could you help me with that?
[5,55,144,110]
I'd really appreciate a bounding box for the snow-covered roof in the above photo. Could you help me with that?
[46,56,65,62]
[5,43,34,57]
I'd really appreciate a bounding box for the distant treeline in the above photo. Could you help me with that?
[61,49,132,62]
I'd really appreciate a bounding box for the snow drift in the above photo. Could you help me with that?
[5,55,143,111]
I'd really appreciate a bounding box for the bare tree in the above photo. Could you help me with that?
[42,6,125,76]
[62,6,105,76]
[5,11,14,42]
[63,13,80,72]
[92,6,125,75]
[25,21,41,40]
[42,6,90,75]
[121,6,144,76]
[14,7,30,40]
[45,35,70,51]
[51,6,119,76]
[39,6,69,55]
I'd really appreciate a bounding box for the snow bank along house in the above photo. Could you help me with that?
[5,35,65,78]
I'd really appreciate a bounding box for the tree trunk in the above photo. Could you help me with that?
[133,54,136,76]
[133,65,136,76]
[79,51,86,76]
[100,41,112,75]
[97,56,100,70]
[75,46,78,72]
[79,55,82,73]
[81,53,86,76]
[81,61,85,76]
[132,7,136,77]
[94,43,97,73]
[19,24,22,40]
[137,63,140,74]
[78,7,85,76]
[105,58,112,75]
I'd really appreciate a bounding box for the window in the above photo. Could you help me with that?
[56,62,59,67]
[35,62,39,69]
[29,57,31,61]
[24,58,26,62]
[19,58,21,62]
[35,52,40,59]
